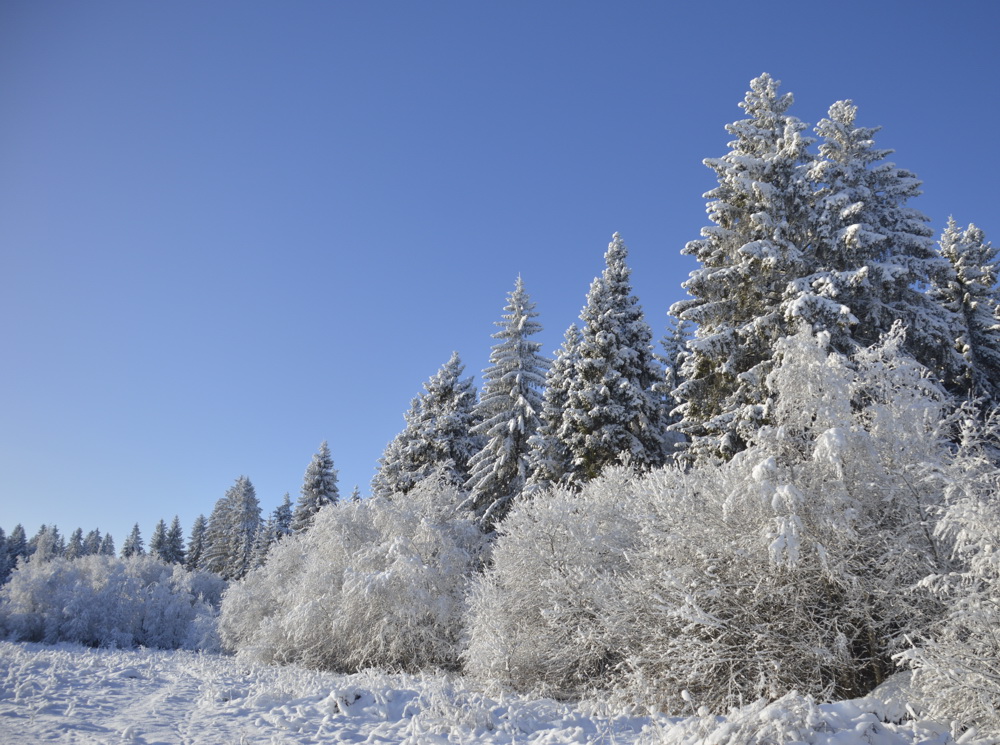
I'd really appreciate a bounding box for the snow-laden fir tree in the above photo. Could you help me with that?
[292,441,339,533]
[99,532,115,556]
[30,525,64,561]
[0,528,10,584]
[201,476,262,580]
[120,524,145,558]
[185,514,207,571]
[371,352,482,499]
[930,218,1000,407]
[164,515,185,564]
[794,99,961,383]
[83,529,102,556]
[273,493,293,537]
[559,234,667,482]
[6,525,27,570]
[349,485,362,503]
[64,528,85,560]
[527,324,583,490]
[149,519,168,561]
[673,73,814,460]
[462,277,550,530]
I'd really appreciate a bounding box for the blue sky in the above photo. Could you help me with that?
[2,1,998,547]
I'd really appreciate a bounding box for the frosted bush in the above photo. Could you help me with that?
[0,554,225,651]
[219,474,486,672]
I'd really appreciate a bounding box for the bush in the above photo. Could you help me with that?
[0,554,225,651]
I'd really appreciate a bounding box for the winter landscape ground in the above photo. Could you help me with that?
[0,641,981,745]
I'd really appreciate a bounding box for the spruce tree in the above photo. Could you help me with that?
[463,277,550,530]
[202,476,261,580]
[0,528,9,584]
[121,524,145,558]
[83,529,103,556]
[7,524,27,566]
[165,516,186,564]
[65,528,85,560]
[673,73,814,460]
[350,485,362,503]
[292,441,339,533]
[99,532,115,556]
[186,514,207,571]
[798,100,960,382]
[559,234,667,482]
[371,352,482,498]
[149,519,168,561]
[527,323,583,490]
[931,218,1000,407]
[273,494,293,538]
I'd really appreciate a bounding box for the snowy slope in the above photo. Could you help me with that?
[0,642,984,744]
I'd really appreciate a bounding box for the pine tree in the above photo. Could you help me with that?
[186,514,207,571]
[65,528,85,560]
[673,73,814,460]
[83,529,103,556]
[273,494,293,538]
[796,99,960,382]
[149,519,169,561]
[7,524,27,566]
[31,525,64,561]
[527,323,583,490]
[371,352,482,498]
[202,476,261,580]
[121,524,145,558]
[463,277,550,530]
[0,528,9,584]
[99,532,115,556]
[931,218,1000,407]
[350,485,362,503]
[165,516,186,564]
[560,234,667,482]
[292,441,339,533]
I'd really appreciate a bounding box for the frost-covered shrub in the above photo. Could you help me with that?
[0,554,225,651]
[463,466,643,695]
[901,411,1000,733]
[219,475,486,672]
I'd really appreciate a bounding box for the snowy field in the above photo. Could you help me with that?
[0,641,984,745]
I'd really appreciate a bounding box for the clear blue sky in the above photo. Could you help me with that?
[2,1,998,547]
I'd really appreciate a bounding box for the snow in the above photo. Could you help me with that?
[0,642,987,745]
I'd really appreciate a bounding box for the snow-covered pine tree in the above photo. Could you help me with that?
[559,234,667,482]
[350,485,362,503]
[292,441,339,533]
[185,514,207,571]
[795,100,961,385]
[120,524,145,558]
[250,519,277,568]
[7,525,28,566]
[527,324,583,491]
[165,516,185,564]
[673,73,814,460]
[930,219,1000,407]
[463,277,550,530]
[64,528,85,560]
[83,529,102,556]
[149,519,168,561]
[99,533,115,556]
[30,525,64,561]
[201,476,261,580]
[273,493,293,538]
[371,352,482,499]
[0,528,9,584]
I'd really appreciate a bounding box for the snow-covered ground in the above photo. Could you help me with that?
[0,641,983,744]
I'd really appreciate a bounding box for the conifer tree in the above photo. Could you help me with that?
[371,352,482,498]
[7,524,27,566]
[65,528,85,559]
[83,529,103,556]
[527,324,583,490]
[797,99,960,383]
[202,476,261,580]
[121,524,145,558]
[149,519,169,560]
[99,532,115,556]
[673,73,814,459]
[273,494,293,538]
[463,277,550,530]
[165,515,186,564]
[350,485,362,503]
[560,234,667,482]
[292,441,339,533]
[186,514,207,571]
[31,525,64,561]
[931,219,1000,407]
[0,528,9,584]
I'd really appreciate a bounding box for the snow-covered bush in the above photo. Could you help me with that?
[219,474,486,672]
[901,410,1000,733]
[463,466,642,695]
[0,554,225,651]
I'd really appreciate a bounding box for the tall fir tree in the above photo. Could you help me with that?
[527,323,583,490]
[201,476,261,580]
[120,524,145,558]
[83,529,103,556]
[273,493,293,538]
[371,352,482,499]
[292,441,339,533]
[186,514,207,571]
[165,515,186,564]
[796,99,960,383]
[349,485,362,503]
[930,218,1000,407]
[64,528,85,559]
[0,528,9,584]
[7,524,28,566]
[463,277,550,530]
[559,234,667,482]
[99,532,115,556]
[149,519,169,561]
[673,73,814,460]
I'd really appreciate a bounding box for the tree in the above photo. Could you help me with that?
[120,524,145,558]
[463,277,550,530]
[292,441,339,533]
[273,493,293,538]
[527,324,583,490]
[99,533,115,557]
[559,233,667,482]
[83,529,103,556]
[673,73,814,460]
[149,519,169,561]
[165,516,186,564]
[7,525,28,566]
[0,528,9,584]
[185,514,207,571]
[371,352,482,499]
[201,476,261,580]
[930,218,1000,407]
[64,528,85,560]
[796,99,960,384]
[349,485,362,503]
[31,525,64,562]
